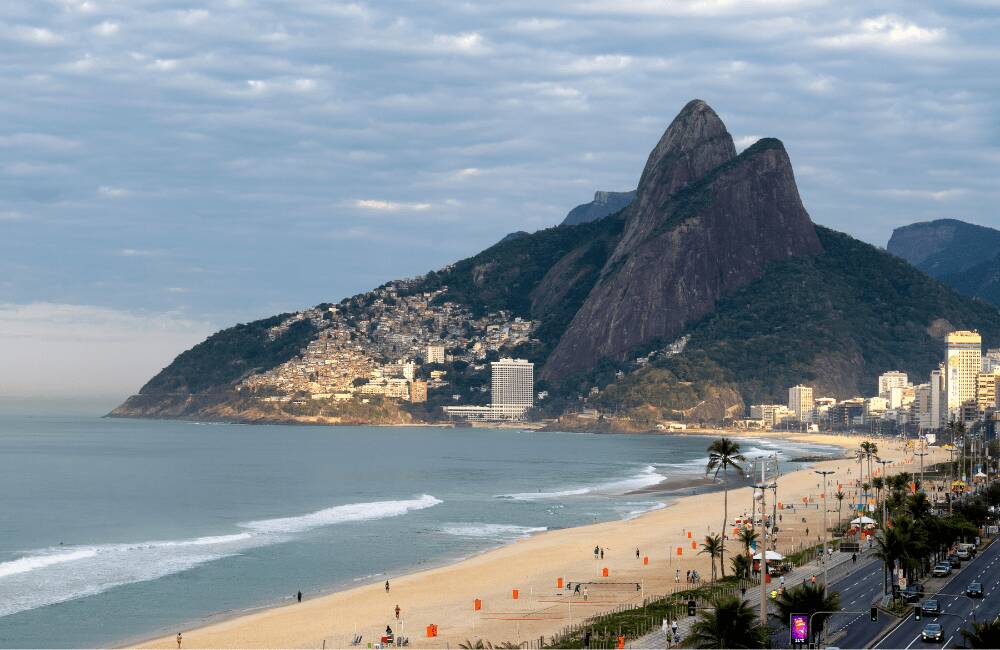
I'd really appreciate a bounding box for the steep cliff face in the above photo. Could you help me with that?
[561,190,636,226]
[543,100,822,379]
[888,219,1000,277]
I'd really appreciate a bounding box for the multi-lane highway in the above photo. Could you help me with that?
[871,538,1000,649]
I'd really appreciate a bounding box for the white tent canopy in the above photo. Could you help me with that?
[752,550,785,561]
[851,516,877,525]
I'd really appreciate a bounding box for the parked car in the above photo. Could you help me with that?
[946,554,962,568]
[956,547,972,560]
[966,582,984,598]
[932,563,952,577]
[921,600,941,617]
[958,542,977,557]
[902,583,924,603]
[922,623,943,642]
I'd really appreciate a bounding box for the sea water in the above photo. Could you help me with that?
[0,416,842,647]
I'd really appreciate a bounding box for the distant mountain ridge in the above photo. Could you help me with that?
[888,218,1000,306]
[561,190,636,226]
[112,100,1000,425]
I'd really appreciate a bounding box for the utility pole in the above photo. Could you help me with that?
[815,470,835,586]
[757,460,768,629]
[947,447,956,515]
[876,458,892,596]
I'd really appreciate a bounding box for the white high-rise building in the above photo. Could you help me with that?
[491,358,534,417]
[878,371,909,397]
[929,364,946,430]
[788,385,815,423]
[426,344,446,364]
[946,331,982,414]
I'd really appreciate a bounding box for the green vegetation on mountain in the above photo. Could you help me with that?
[139,315,317,394]
[589,226,1000,410]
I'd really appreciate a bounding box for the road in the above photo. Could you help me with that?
[869,538,1000,649]
[822,559,894,649]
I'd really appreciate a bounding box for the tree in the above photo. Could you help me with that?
[685,595,767,648]
[737,527,759,557]
[834,490,846,532]
[706,437,745,578]
[699,534,723,582]
[730,554,751,579]
[773,582,840,646]
[873,526,907,595]
[962,617,1000,649]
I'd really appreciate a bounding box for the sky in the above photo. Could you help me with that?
[1,0,999,403]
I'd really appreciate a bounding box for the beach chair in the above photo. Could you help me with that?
[350,634,362,646]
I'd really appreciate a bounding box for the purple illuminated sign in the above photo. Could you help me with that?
[790,614,808,643]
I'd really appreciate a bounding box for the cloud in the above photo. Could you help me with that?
[430,32,490,54]
[734,135,762,151]
[354,199,433,212]
[817,15,945,49]
[92,21,120,37]
[877,188,966,201]
[0,303,213,399]
[118,248,164,257]
[97,186,130,198]
[8,25,63,45]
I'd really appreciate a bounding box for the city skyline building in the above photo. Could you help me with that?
[945,330,982,415]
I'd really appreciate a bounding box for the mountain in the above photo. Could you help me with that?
[561,190,636,226]
[888,219,1000,277]
[887,219,1000,305]
[543,100,822,379]
[113,99,1000,425]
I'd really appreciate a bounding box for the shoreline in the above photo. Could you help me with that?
[131,430,900,649]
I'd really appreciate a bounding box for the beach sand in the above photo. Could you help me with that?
[137,432,943,649]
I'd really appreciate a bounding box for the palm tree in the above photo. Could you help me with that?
[730,554,751,579]
[706,438,745,578]
[699,534,723,582]
[962,617,1000,648]
[834,490,846,532]
[872,476,885,512]
[737,527,759,557]
[873,526,907,595]
[773,583,840,646]
[685,595,767,648]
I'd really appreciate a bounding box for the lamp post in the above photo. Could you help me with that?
[815,470,835,586]
[915,451,928,493]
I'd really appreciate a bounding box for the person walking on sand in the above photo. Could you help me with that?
[395,604,400,620]
[583,586,589,602]
[176,633,182,649]
[636,548,640,560]
[594,545,599,559]
[297,590,302,603]
[600,548,604,560]
[385,580,390,593]
[675,568,680,583]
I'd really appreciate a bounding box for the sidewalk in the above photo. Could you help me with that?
[629,547,872,649]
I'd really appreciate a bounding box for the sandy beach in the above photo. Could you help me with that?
[137,432,944,649]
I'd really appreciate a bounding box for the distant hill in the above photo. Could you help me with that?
[113,100,1000,425]
[888,219,1000,305]
[560,190,636,226]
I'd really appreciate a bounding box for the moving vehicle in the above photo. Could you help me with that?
[932,563,952,577]
[921,623,943,642]
[902,583,924,603]
[966,582,984,598]
[921,600,941,617]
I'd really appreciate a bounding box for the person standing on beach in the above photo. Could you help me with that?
[385,580,390,593]
[594,545,599,559]
[297,590,302,603]
[176,633,182,649]
[636,548,640,559]
[675,568,680,583]
[395,604,400,620]
[600,548,604,559]
[583,586,589,602]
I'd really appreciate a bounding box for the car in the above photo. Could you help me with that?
[921,599,941,617]
[902,583,924,603]
[956,547,971,560]
[947,554,962,568]
[966,582,984,598]
[932,563,952,577]
[922,623,943,642]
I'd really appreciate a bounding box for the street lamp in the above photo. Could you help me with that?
[814,470,835,586]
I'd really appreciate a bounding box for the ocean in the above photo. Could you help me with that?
[0,416,843,647]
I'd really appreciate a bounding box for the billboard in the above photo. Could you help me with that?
[790,614,809,644]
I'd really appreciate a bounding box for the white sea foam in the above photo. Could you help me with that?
[0,495,442,618]
[496,465,666,501]
[440,523,547,539]
[240,494,442,534]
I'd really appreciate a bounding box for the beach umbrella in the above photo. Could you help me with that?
[752,550,785,561]
[850,516,876,525]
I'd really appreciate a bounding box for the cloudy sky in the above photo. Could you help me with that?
[2,0,999,402]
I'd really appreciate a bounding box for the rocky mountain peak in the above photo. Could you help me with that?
[635,99,737,197]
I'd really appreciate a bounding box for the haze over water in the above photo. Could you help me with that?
[0,417,841,647]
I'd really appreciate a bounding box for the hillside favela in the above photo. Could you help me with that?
[3,3,1000,650]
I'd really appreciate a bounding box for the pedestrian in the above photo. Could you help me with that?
[852,553,857,565]
[583,586,589,602]
[584,630,591,649]
[671,620,678,636]
[636,548,640,559]
[686,569,691,583]
[176,633,182,649]
[594,545,599,559]
[811,575,816,585]
[805,527,809,536]
[395,604,400,620]
[600,548,604,560]
[662,618,669,634]
[675,568,680,583]
[779,575,785,588]
[385,580,390,593]
[297,590,302,603]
